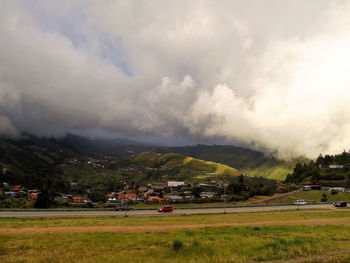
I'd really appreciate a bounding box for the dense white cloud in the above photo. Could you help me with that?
[1,0,350,159]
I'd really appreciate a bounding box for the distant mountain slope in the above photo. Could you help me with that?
[51,135,297,180]
[2,134,294,182]
[39,134,294,180]
[158,145,294,180]
[0,136,241,192]
[0,140,67,188]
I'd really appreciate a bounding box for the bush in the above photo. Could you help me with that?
[321,193,328,202]
[228,195,243,202]
[331,189,338,195]
[172,240,183,251]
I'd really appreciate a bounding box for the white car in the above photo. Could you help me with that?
[294,200,307,205]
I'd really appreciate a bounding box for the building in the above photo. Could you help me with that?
[72,197,83,203]
[148,196,164,201]
[165,195,183,201]
[168,181,185,187]
[11,186,23,192]
[329,165,344,169]
[126,193,137,201]
[301,185,312,191]
[28,193,38,199]
[200,192,215,198]
[138,186,148,192]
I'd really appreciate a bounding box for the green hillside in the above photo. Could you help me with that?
[160,145,294,180]
[241,159,296,180]
[133,152,240,180]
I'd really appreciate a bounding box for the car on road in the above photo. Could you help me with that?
[158,205,173,213]
[333,201,347,207]
[294,200,307,205]
[115,203,133,211]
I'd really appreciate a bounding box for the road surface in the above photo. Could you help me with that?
[0,204,333,218]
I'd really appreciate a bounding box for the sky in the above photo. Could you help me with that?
[1,0,350,159]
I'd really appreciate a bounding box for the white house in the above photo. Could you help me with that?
[168,181,185,187]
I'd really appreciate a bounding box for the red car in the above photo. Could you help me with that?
[158,205,174,213]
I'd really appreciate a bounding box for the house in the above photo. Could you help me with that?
[150,183,167,191]
[303,185,321,190]
[138,186,148,192]
[200,192,215,199]
[165,195,183,201]
[12,185,23,192]
[4,191,15,196]
[148,196,164,201]
[168,181,185,187]
[126,193,137,201]
[329,165,344,169]
[118,194,127,200]
[72,197,83,203]
[28,193,38,199]
[301,185,312,191]
[107,194,117,202]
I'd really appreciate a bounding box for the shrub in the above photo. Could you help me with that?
[172,240,183,251]
[331,189,338,195]
[321,193,328,202]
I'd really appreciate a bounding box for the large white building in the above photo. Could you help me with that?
[168,181,185,187]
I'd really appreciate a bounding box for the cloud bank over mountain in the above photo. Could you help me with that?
[1,0,350,159]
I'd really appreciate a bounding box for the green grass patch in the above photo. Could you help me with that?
[1,225,350,262]
[277,190,350,203]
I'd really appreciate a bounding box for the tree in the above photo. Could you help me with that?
[238,174,244,184]
[90,190,107,203]
[193,187,204,198]
[34,179,56,208]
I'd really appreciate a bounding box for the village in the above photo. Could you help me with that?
[1,180,230,206]
[3,179,350,208]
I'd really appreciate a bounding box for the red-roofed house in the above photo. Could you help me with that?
[126,193,137,201]
[72,197,82,203]
[12,185,23,192]
[28,193,38,199]
[118,194,127,200]
[148,196,164,201]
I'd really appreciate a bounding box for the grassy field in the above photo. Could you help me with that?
[1,209,350,262]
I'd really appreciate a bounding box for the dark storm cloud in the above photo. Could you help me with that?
[1,0,350,159]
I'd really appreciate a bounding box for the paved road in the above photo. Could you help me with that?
[0,204,333,218]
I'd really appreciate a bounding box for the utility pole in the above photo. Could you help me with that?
[224,184,227,214]
[222,183,226,214]
[124,182,128,217]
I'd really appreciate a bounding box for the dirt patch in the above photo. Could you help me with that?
[1,217,350,235]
